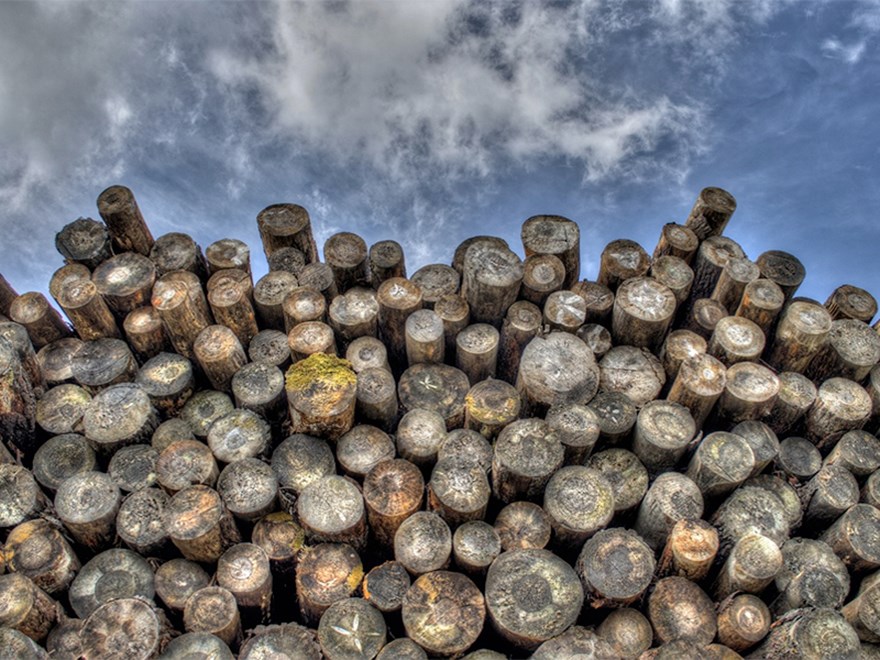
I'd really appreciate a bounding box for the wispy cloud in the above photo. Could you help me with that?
[821,36,867,63]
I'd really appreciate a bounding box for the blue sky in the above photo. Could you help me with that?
[1,0,879,305]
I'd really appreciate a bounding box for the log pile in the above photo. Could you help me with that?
[3,183,880,658]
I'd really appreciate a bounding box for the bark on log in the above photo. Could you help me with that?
[764,371,817,435]
[497,300,541,385]
[587,449,649,514]
[462,242,523,326]
[656,518,719,581]
[805,377,871,452]
[825,429,880,478]
[659,329,707,383]
[521,214,580,289]
[165,484,241,563]
[216,543,272,622]
[748,607,859,659]
[714,533,783,599]
[295,543,363,626]
[253,271,298,331]
[735,278,786,335]
[363,459,424,547]
[135,352,194,418]
[323,232,370,293]
[687,236,745,309]
[405,309,445,366]
[455,323,499,383]
[667,353,727,430]
[714,361,779,425]
[9,293,71,348]
[684,187,737,240]
[0,274,18,318]
[149,232,208,280]
[576,528,655,608]
[151,270,213,361]
[684,297,728,339]
[256,203,318,263]
[711,257,760,314]
[653,221,700,263]
[369,240,407,287]
[356,367,398,431]
[612,277,676,351]
[0,337,37,456]
[58,279,120,341]
[827,284,878,322]
[97,185,155,255]
[411,264,460,309]
[597,239,650,293]
[806,319,880,383]
[521,254,566,307]
[756,249,806,303]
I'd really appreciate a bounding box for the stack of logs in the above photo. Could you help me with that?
[4,184,880,658]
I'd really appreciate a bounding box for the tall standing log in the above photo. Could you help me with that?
[756,249,806,303]
[667,353,727,429]
[0,337,36,456]
[363,459,425,547]
[151,270,213,360]
[596,239,650,293]
[9,292,71,348]
[805,377,872,452]
[97,185,155,255]
[433,294,470,362]
[735,277,786,334]
[462,242,523,326]
[92,253,157,319]
[683,186,737,240]
[826,284,878,322]
[686,236,746,314]
[521,254,566,306]
[193,325,248,393]
[149,232,208,280]
[612,277,676,351]
[299,263,338,304]
[369,239,407,286]
[206,239,251,278]
[256,203,318,263]
[405,309,445,366]
[123,306,169,361]
[521,214,580,289]
[356,366,398,431]
[207,282,258,349]
[253,271,298,331]
[764,371,817,435]
[455,323,499,383]
[376,277,422,369]
[324,232,370,293]
[711,257,761,313]
[497,300,541,385]
[807,319,880,383]
[0,321,44,396]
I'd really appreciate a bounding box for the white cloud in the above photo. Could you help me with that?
[822,36,867,63]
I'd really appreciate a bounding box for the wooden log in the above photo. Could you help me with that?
[531,626,617,659]
[115,487,171,555]
[427,458,491,527]
[96,185,154,255]
[394,511,452,575]
[826,429,880,478]
[346,335,390,373]
[597,608,654,660]
[632,400,695,472]
[148,232,208,280]
[648,576,717,646]
[151,270,213,360]
[363,458,424,547]
[71,337,138,393]
[151,418,196,452]
[714,361,779,424]
[453,521,501,575]
[651,255,694,308]
[193,325,248,392]
[729,420,779,475]
[654,221,700,264]
[108,444,160,492]
[684,186,737,240]
[656,518,719,581]
[92,253,158,320]
[397,363,470,429]
[403,570,485,656]
[716,594,771,653]
[455,323,499,383]
[49,263,91,308]
[324,232,371,292]
[180,389,234,439]
[684,297,728,339]
[711,256,760,314]
[0,465,48,532]
[521,214,580,289]
[9,292,71,349]
[0,625,54,658]
[54,470,120,551]
[411,264,460,309]
[485,548,581,650]
[667,353,727,429]
[336,425,395,479]
[207,409,270,463]
[123,306,169,360]
[588,391,638,446]
[577,323,612,360]
[285,352,356,439]
[686,431,755,499]
[712,485,790,559]
[462,242,523,326]
[160,632,234,660]
[156,440,219,493]
[774,436,822,483]
[0,338,36,456]
[295,543,363,626]
[363,560,411,613]
[492,418,564,503]
[433,294,470,362]
[516,332,599,417]
[463,378,520,440]
[166,485,241,563]
[216,543,272,623]
[452,236,509,282]
[0,321,43,395]
[376,277,422,368]
[58,279,120,341]
[206,238,251,278]
[806,377,872,452]
[257,203,318,263]
[714,533,783,599]
[250,512,304,597]
[207,282,258,349]
[571,280,615,325]
[2,518,80,595]
[827,284,878,322]
[297,475,366,550]
[543,403,599,465]
[83,382,158,456]
[863,470,880,508]
[253,271,298,331]
[184,586,242,650]
[270,433,335,498]
[248,329,291,370]
[369,239,407,286]
[79,597,172,659]
[376,638,427,660]
[437,429,493,471]
[355,367,398,431]
[405,309,445,365]
[764,371,817,435]
[807,319,880,383]
[688,237,746,308]
[734,277,786,336]
[0,274,18,318]
[31,433,96,492]
[239,623,321,659]
[598,345,665,406]
[135,352,194,418]
[802,464,860,527]
[521,254,566,306]
[577,528,655,609]
[633,472,704,550]
[299,263,339,304]
[543,290,587,333]
[597,239,650,292]
[267,246,307,277]
[68,548,154,619]
[749,608,859,659]
[658,328,707,384]
[216,458,278,524]
[587,449,649,514]
[841,571,880,642]
[317,597,386,659]
[612,277,676,351]
[497,300,541,385]
[820,507,880,583]
[771,538,850,615]
[708,316,766,366]
[328,287,379,351]
[756,249,806,303]
[45,614,84,660]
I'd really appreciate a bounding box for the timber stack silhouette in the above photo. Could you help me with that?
[5,185,880,658]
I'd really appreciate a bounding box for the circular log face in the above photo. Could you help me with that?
[403,570,485,656]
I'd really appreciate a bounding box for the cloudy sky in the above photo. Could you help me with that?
[1,0,879,306]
